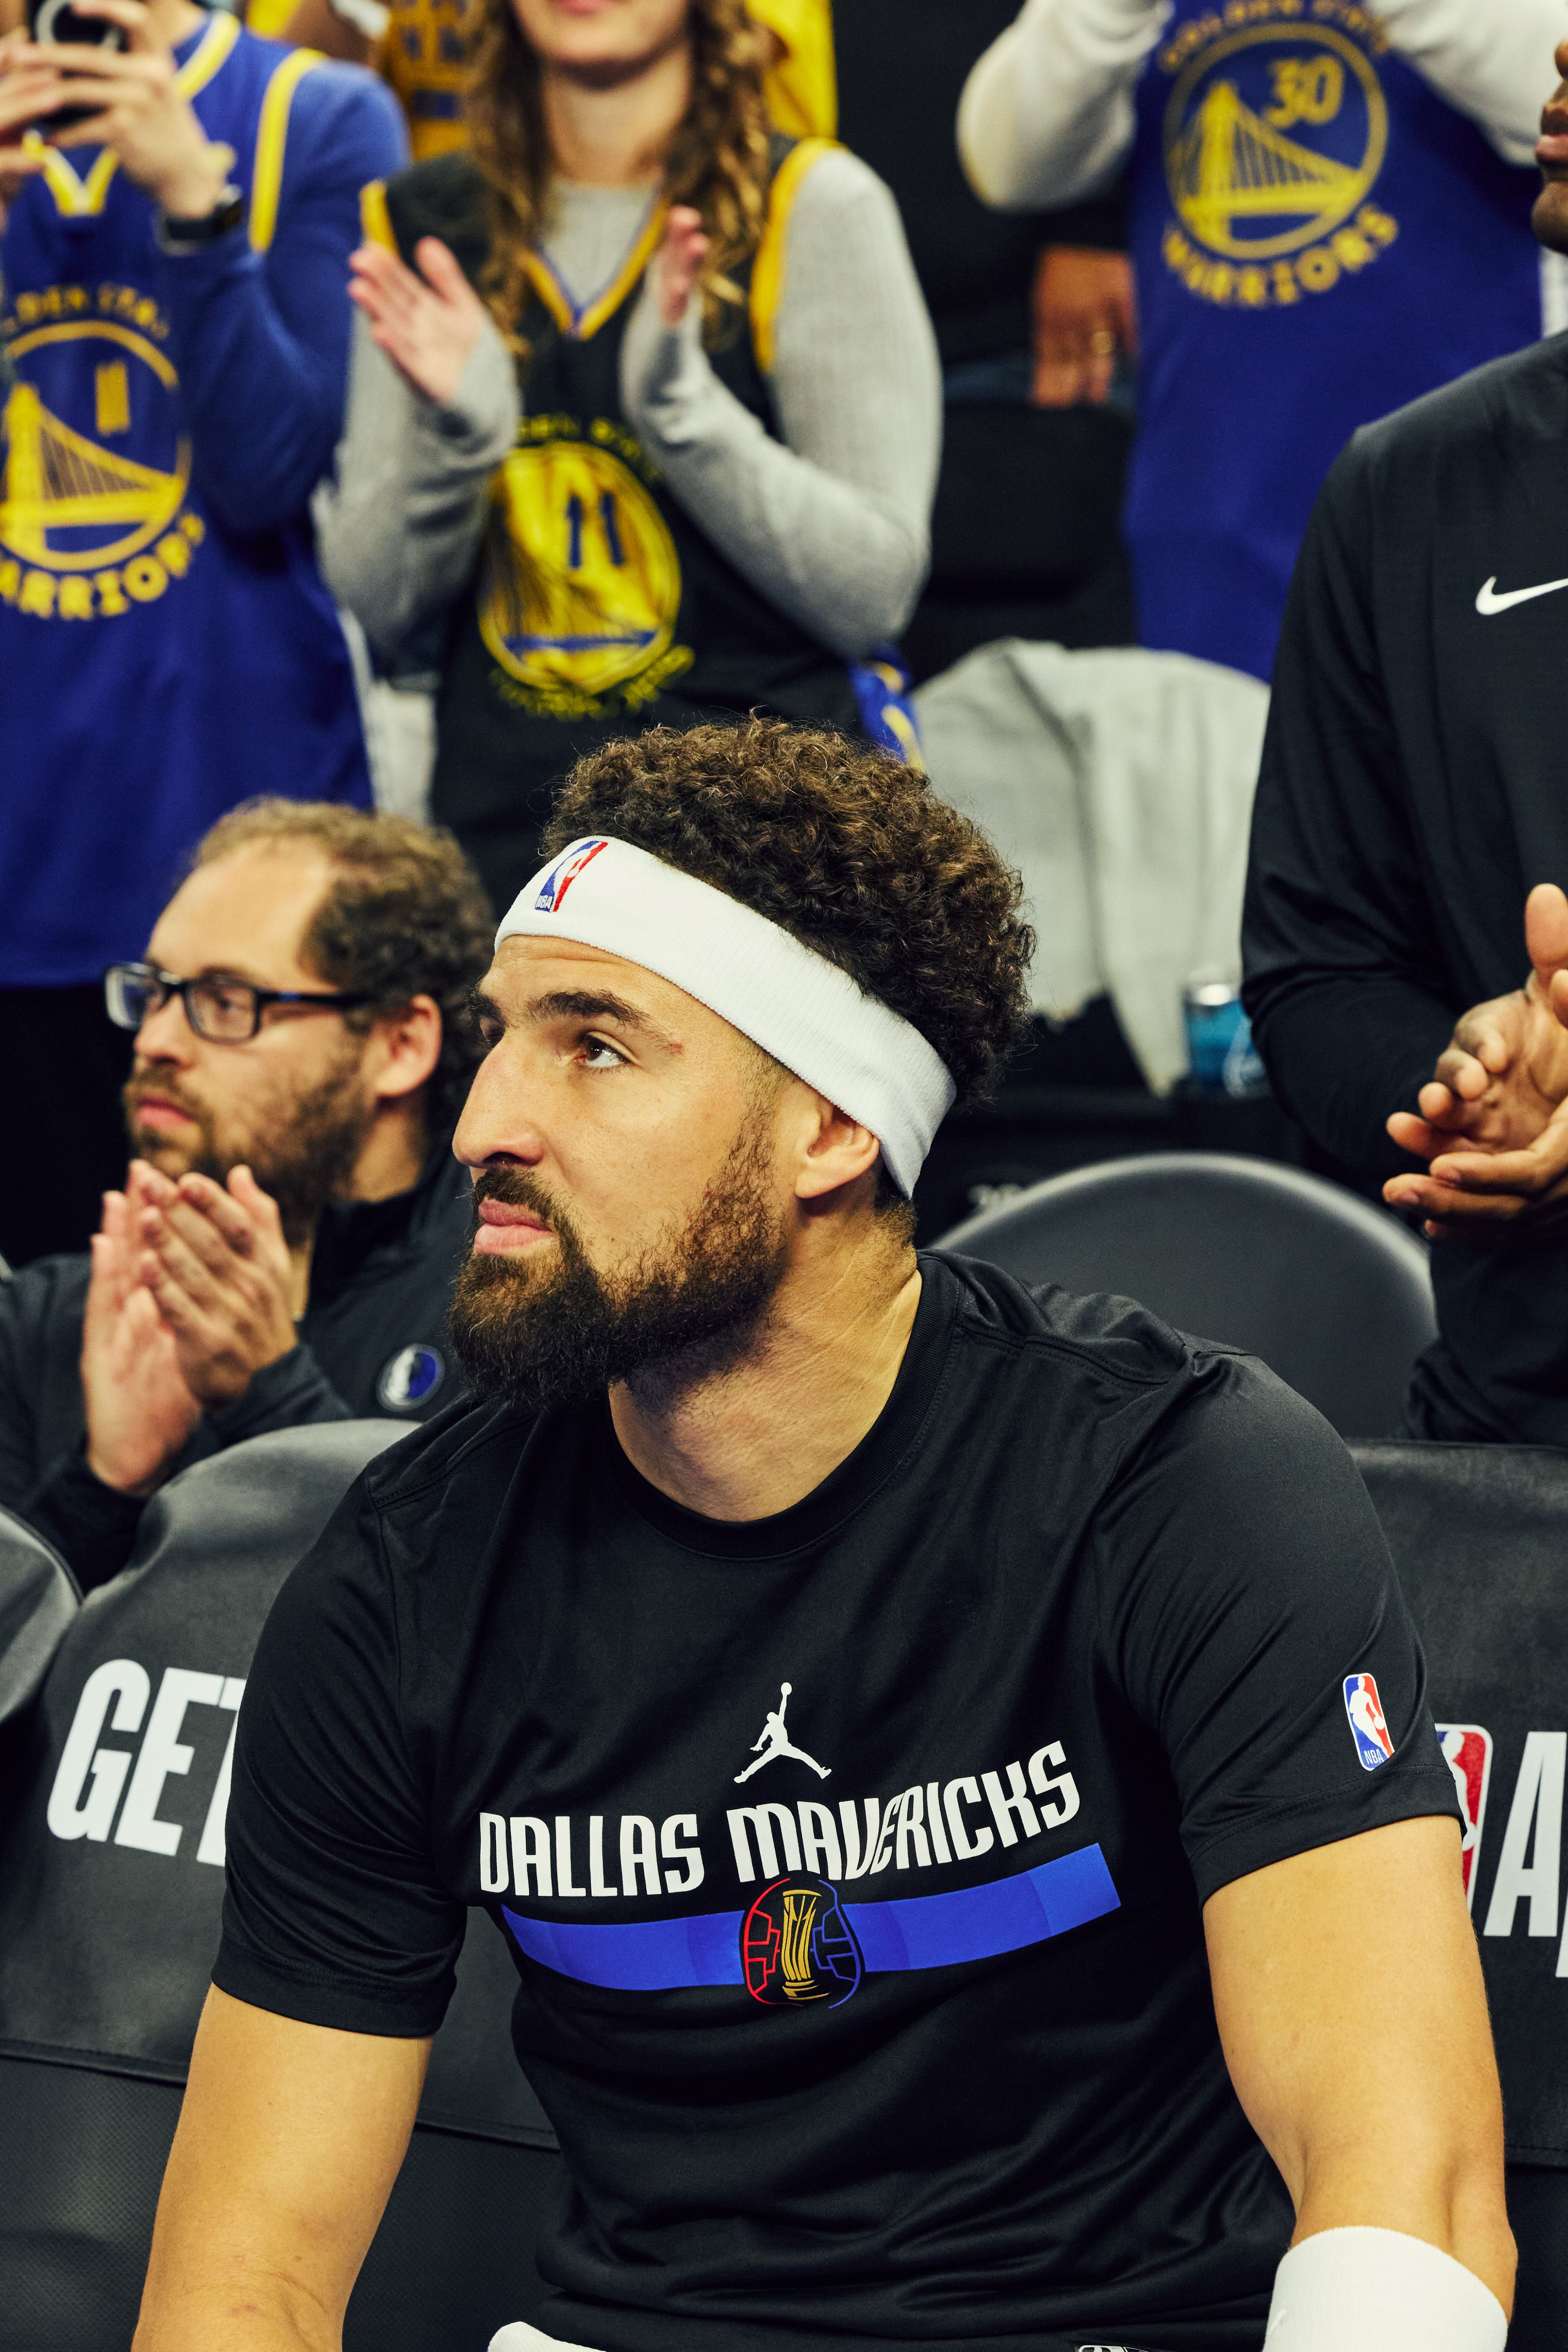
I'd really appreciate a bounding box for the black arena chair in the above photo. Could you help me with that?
[0,1423,562,2352]
[937,1151,1436,1438]
[1352,1441,1568,2349]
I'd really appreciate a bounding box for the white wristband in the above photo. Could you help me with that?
[1266,2228,1507,2351]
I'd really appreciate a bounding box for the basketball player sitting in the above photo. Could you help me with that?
[136,723,1511,2352]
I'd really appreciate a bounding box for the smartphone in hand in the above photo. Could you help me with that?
[26,0,127,131]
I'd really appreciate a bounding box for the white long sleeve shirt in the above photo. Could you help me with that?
[960,0,1568,210]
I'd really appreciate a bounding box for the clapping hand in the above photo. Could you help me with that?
[1385,883,1568,1237]
[82,1166,203,1496]
[132,1161,298,1408]
[650,204,707,329]
[349,233,488,405]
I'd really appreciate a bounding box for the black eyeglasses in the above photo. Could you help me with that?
[104,962,372,1045]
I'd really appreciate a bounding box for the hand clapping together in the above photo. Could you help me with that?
[82,1158,298,1497]
[1385,883,1568,1238]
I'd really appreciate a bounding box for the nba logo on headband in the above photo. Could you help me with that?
[535,838,609,914]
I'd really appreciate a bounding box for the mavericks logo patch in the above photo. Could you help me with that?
[376,1344,445,1412]
[1158,6,1398,311]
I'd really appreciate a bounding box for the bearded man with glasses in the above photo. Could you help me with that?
[0,799,492,1593]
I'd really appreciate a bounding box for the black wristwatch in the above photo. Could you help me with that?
[158,184,245,249]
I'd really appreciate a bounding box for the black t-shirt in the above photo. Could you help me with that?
[1242,333,1568,1446]
[216,1254,1456,2352]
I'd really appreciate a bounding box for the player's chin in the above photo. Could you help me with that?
[1533,176,1568,256]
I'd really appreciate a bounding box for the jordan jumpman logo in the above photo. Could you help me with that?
[733,1682,832,1783]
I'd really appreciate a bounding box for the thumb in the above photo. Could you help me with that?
[414,236,472,305]
[1525,881,1568,992]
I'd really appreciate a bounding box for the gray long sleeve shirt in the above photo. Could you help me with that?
[319,149,942,666]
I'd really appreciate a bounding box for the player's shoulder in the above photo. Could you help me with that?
[929,1246,1339,1481]
[932,1247,1204,1394]
[356,1389,535,1519]
[379,149,490,275]
[1339,331,1568,495]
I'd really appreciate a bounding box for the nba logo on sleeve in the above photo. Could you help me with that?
[1343,1673,1395,1771]
[1434,1724,1494,1909]
[535,838,608,912]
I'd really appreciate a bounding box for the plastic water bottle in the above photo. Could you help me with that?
[1183,976,1267,1099]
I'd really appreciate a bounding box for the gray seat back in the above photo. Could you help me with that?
[938,1151,1436,1437]
[1352,1440,1568,2171]
[0,1421,550,2149]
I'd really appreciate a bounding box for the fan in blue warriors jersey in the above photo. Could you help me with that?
[960,0,1564,683]
[315,0,938,917]
[0,0,405,1267]
[134,721,1512,2352]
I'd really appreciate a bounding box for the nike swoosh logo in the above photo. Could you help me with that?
[1476,574,1568,614]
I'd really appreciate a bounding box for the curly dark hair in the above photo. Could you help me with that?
[543,721,1034,1113]
[190,802,494,1138]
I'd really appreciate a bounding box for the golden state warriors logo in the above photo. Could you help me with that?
[742,1875,863,2008]
[479,415,694,718]
[1158,5,1399,311]
[0,290,205,620]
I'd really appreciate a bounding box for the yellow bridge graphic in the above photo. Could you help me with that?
[1171,79,1365,249]
[1,381,185,565]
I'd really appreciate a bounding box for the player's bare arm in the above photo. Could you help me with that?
[133,1989,428,2352]
[1205,1817,1512,2309]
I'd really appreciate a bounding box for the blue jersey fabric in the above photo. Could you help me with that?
[1126,0,1543,682]
[0,14,407,989]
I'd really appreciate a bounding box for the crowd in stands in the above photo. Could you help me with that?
[6,0,1568,2345]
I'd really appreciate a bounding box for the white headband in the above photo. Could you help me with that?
[495,837,956,1196]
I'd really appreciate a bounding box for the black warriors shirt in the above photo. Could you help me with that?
[216,1255,1457,2352]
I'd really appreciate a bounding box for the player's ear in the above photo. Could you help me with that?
[792,1095,880,1203]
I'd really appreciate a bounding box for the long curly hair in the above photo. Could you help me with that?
[466,0,774,364]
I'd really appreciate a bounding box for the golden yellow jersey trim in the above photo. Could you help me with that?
[751,0,837,140]
[750,136,837,375]
[521,198,670,344]
[248,44,323,251]
[26,9,239,218]
[359,176,397,254]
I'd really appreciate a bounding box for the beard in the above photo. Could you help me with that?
[449,1114,791,1415]
[122,1047,374,1247]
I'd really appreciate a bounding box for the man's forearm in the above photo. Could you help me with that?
[1244,971,1454,1183]
[958,0,1167,211]
[1373,0,1565,166]
[318,315,514,656]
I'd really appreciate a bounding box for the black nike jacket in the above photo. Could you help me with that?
[0,1142,472,1591]
[1243,330,1568,1445]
